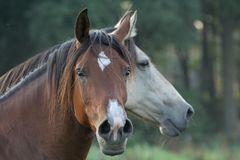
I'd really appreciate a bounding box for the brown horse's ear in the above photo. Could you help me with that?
[75,8,90,43]
[111,11,133,42]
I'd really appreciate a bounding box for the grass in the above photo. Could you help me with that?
[86,143,240,160]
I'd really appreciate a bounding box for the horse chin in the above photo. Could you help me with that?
[159,126,179,137]
[101,145,125,156]
[159,122,181,137]
[96,135,127,156]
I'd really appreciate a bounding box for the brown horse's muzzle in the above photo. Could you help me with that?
[95,99,133,156]
[97,118,133,156]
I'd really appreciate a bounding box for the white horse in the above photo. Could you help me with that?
[112,11,194,137]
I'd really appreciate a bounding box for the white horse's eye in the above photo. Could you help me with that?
[138,60,149,68]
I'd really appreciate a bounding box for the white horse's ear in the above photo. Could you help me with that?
[128,11,137,38]
[115,11,137,40]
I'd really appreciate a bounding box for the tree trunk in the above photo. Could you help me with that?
[176,48,190,89]
[200,0,220,131]
[222,19,238,143]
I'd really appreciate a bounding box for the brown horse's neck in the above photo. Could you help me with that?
[48,116,94,160]
[0,71,94,160]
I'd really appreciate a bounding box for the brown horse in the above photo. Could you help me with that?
[0,9,134,160]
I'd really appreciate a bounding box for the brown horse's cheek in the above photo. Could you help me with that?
[84,107,99,132]
[73,84,90,126]
[74,105,87,125]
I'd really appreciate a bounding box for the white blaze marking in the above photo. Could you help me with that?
[108,99,125,141]
[97,51,111,71]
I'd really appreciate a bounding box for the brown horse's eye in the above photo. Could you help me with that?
[124,67,131,77]
[77,68,87,78]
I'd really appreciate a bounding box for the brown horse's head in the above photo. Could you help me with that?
[60,9,134,156]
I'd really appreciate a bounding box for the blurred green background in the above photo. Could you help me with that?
[1,0,240,159]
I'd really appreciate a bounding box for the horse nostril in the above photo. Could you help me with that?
[123,119,133,134]
[186,106,194,120]
[98,118,133,141]
[99,120,111,135]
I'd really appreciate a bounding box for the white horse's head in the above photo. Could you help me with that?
[114,11,194,137]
